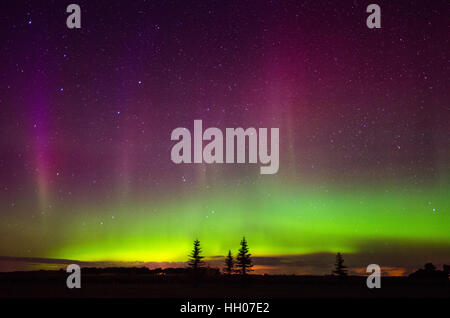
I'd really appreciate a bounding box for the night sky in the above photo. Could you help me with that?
[0,0,449,275]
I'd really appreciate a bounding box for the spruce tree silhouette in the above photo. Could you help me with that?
[236,237,253,276]
[188,239,204,270]
[333,252,348,276]
[224,250,235,276]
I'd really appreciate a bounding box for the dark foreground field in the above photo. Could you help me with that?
[0,270,449,298]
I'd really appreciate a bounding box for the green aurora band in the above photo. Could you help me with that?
[29,181,448,263]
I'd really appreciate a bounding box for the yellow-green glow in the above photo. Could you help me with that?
[40,182,449,263]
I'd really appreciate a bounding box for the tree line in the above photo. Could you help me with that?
[188,237,350,277]
[188,237,253,275]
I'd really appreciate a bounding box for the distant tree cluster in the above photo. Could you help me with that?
[409,263,449,280]
[188,242,354,278]
[188,241,449,282]
[187,237,254,276]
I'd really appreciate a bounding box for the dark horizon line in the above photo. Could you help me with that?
[1,255,447,278]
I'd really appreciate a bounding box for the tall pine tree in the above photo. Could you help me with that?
[188,239,204,270]
[236,237,253,275]
[224,250,234,275]
[333,252,348,276]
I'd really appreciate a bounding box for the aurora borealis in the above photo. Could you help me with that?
[0,1,449,275]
